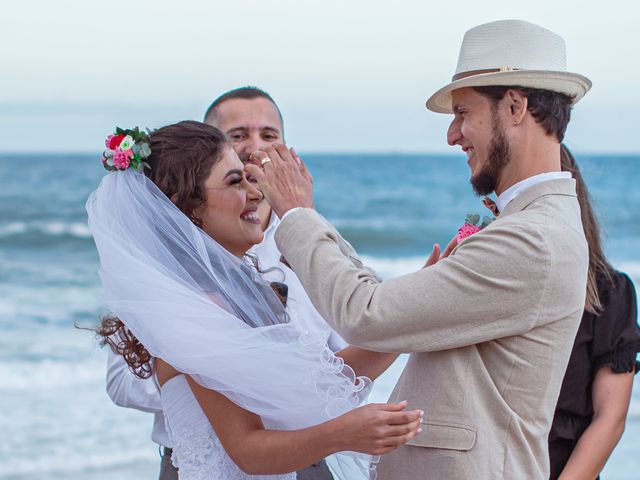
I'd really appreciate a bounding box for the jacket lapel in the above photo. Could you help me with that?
[500,178,578,217]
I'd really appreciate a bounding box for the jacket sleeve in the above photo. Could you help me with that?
[106,348,162,413]
[275,209,554,353]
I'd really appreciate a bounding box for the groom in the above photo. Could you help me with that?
[248,20,590,478]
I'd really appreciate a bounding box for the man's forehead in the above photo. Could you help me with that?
[451,87,486,111]
[215,98,282,131]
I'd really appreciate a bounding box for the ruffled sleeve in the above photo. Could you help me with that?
[591,272,640,374]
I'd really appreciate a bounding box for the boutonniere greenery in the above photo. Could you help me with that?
[456,213,495,244]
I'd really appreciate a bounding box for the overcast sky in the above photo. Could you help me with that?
[1,0,637,153]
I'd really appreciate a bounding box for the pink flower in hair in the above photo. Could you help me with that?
[113,148,133,169]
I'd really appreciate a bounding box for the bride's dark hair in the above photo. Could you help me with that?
[96,121,229,378]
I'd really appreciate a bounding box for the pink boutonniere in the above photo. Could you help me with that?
[456,213,495,244]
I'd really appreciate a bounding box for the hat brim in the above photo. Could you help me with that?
[426,70,592,113]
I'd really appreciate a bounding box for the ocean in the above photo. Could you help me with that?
[1,152,638,479]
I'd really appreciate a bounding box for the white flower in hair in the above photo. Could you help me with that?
[119,135,135,151]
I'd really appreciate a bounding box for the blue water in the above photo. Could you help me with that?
[1,153,639,479]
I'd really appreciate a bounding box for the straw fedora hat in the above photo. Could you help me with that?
[426,19,592,113]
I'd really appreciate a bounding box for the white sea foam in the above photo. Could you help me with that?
[361,256,640,285]
[0,282,104,321]
[359,254,426,279]
[0,338,158,479]
[1,449,157,478]
[0,357,105,391]
[0,221,92,239]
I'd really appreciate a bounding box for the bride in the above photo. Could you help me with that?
[87,121,421,479]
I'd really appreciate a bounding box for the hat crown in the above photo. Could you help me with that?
[455,19,567,77]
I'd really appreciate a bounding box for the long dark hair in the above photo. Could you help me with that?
[560,144,613,313]
[96,121,229,378]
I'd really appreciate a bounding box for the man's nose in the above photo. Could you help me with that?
[447,118,462,146]
[240,134,265,160]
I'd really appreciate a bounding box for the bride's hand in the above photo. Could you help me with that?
[423,234,458,268]
[333,401,423,455]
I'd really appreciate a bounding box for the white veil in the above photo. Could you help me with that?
[87,170,377,478]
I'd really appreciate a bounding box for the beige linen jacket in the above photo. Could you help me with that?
[275,178,588,479]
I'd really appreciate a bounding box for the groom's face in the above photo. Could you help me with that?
[448,88,511,196]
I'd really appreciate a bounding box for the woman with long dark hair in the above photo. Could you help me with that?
[548,145,640,479]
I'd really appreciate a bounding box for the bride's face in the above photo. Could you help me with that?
[194,147,264,257]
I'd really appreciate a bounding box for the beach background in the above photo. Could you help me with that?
[0,152,638,479]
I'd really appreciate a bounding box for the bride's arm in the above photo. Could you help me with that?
[335,347,399,380]
[186,375,421,475]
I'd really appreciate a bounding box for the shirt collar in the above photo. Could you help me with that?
[496,172,572,213]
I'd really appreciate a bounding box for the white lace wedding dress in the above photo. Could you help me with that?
[160,374,296,480]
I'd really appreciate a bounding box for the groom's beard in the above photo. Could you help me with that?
[471,121,512,197]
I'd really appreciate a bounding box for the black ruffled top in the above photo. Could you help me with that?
[549,271,640,479]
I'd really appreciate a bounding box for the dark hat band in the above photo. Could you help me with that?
[452,66,522,82]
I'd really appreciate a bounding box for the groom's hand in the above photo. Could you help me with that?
[244,144,314,219]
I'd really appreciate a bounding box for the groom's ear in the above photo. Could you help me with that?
[171,193,179,204]
[505,89,528,125]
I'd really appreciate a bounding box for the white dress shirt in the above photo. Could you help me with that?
[106,349,171,447]
[496,171,572,213]
[105,211,346,446]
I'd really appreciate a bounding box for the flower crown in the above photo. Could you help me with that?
[102,127,152,172]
